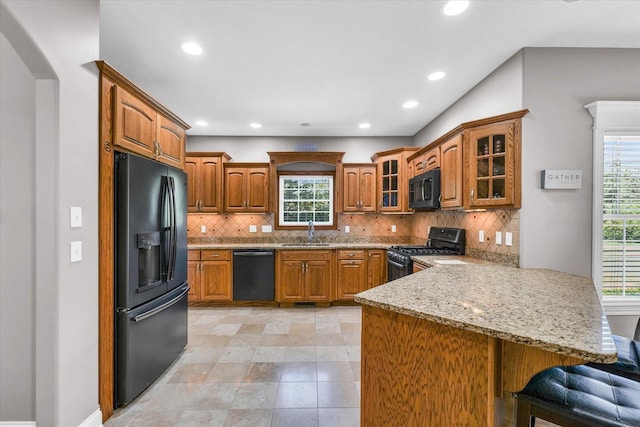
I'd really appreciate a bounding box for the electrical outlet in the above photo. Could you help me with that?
[391,225,397,233]
[495,231,502,245]
[344,225,350,233]
[505,232,513,246]
[200,225,207,234]
[249,225,257,233]
[262,225,272,233]
[479,230,485,243]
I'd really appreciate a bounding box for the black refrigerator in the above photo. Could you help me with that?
[114,151,188,406]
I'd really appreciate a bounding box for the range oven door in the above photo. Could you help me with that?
[387,255,411,281]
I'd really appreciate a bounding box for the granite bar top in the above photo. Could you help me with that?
[355,256,617,363]
[188,242,391,250]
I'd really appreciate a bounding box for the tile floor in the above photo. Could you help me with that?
[105,305,557,427]
[105,306,363,427]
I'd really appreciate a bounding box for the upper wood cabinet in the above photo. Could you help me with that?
[439,134,463,209]
[112,84,187,170]
[409,109,527,211]
[343,164,377,213]
[371,147,419,213]
[185,152,230,213]
[224,163,270,213]
[409,146,440,178]
[464,116,522,209]
[156,115,186,169]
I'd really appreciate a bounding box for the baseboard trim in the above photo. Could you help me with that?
[79,409,103,427]
[0,423,36,427]
[0,408,101,427]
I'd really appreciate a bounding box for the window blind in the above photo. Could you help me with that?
[602,135,640,296]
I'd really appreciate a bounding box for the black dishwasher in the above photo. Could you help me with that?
[232,249,275,301]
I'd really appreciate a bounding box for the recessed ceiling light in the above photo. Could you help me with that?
[181,42,203,55]
[403,100,419,109]
[300,123,311,127]
[359,123,371,129]
[443,0,470,16]
[250,122,262,129]
[195,120,208,127]
[427,71,446,81]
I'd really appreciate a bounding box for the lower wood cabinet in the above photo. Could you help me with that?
[336,249,387,301]
[187,249,232,302]
[276,250,333,303]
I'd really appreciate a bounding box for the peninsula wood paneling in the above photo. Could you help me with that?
[361,305,495,426]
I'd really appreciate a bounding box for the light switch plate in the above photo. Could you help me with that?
[505,232,513,247]
[262,225,272,233]
[495,231,502,245]
[249,225,257,233]
[344,225,350,233]
[70,206,82,228]
[70,241,82,262]
[479,230,485,243]
[200,225,207,234]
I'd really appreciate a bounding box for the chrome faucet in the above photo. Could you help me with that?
[307,220,315,243]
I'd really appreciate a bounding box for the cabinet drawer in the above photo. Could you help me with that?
[337,249,365,260]
[188,250,201,261]
[279,250,331,261]
[200,249,231,261]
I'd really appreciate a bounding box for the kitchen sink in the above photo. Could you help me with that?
[281,243,331,247]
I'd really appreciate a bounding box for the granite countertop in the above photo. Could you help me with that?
[355,256,617,363]
[188,242,392,250]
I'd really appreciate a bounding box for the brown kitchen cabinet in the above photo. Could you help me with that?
[367,249,387,289]
[371,147,419,213]
[409,146,440,178]
[185,152,230,213]
[336,249,387,301]
[336,250,367,300]
[439,133,463,209]
[187,249,232,301]
[464,117,522,209]
[343,164,377,212]
[277,250,333,303]
[224,163,270,213]
[113,85,186,169]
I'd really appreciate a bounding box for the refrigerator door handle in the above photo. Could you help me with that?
[160,176,169,280]
[167,176,177,281]
[133,285,189,322]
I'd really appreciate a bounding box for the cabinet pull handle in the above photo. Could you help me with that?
[470,188,474,204]
[348,253,354,257]
[157,141,163,157]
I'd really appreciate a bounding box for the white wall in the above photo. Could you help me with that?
[0,31,36,422]
[520,48,640,277]
[0,1,100,426]
[412,50,524,146]
[187,135,412,162]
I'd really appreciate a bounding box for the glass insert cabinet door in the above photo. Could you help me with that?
[468,122,516,207]
[380,158,399,209]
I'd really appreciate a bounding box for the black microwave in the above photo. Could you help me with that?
[409,168,441,210]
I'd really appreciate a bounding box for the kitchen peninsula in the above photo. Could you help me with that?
[354,258,617,426]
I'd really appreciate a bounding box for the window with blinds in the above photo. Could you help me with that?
[602,135,640,297]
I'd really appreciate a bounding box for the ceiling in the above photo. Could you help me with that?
[100,0,640,137]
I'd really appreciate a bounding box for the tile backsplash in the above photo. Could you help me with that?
[188,213,413,244]
[412,209,520,266]
[188,209,520,266]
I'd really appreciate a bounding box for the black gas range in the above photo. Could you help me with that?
[387,227,465,281]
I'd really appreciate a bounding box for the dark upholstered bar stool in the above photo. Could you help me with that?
[516,323,640,427]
